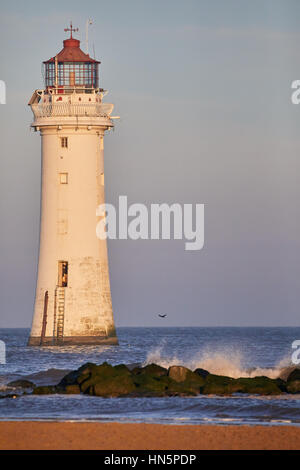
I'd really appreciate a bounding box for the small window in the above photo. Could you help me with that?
[100,173,104,186]
[60,173,68,184]
[61,137,68,148]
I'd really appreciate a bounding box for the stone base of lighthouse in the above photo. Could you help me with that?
[28,254,118,345]
[28,254,118,346]
[28,337,118,346]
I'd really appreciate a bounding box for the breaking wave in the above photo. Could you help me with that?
[143,344,298,380]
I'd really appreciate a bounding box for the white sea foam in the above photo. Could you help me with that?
[143,345,297,379]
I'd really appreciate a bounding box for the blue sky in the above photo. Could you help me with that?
[1,0,300,327]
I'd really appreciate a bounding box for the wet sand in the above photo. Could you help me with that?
[0,422,299,450]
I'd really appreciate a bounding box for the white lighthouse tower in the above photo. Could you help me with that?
[28,24,118,346]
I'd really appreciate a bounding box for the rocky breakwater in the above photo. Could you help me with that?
[28,362,300,397]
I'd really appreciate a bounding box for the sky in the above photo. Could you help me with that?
[1,0,300,327]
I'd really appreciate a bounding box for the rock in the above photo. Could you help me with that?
[32,385,57,395]
[286,380,300,393]
[80,362,135,397]
[132,374,169,396]
[58,362,95,389]
[275,378,287,393]
[7,380,35,389]
[94,375,136,397]
[166,366,205,395]
[202,374,283,396]
[287,368,300,383]
[168,366,193,383]
[65,384,81,394]
[194,368,210,379]
[168,377,204,397]
[49,362,136,397]
[234,376,282,395]
[130,363,187,397]
[285,368,300,393]
[202,374,238,395]
[132,363,168,377]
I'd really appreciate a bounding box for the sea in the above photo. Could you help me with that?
[0,327,300,426]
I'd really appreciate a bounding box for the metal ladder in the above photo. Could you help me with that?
[55,287,65,343]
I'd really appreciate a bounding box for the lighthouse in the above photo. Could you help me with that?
[28,24,118,346]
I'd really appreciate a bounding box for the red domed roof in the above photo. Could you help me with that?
[44,32,100,64]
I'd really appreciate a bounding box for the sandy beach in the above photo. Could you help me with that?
[0,422,299,450]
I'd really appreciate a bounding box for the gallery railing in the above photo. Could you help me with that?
[31,102,113,119]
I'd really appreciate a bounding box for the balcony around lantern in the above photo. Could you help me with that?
[30,100,114,119]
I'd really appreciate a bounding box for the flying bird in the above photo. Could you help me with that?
[158,314,167,318]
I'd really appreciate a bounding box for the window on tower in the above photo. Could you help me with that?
[61,137,68,148]
[60,173,68,184]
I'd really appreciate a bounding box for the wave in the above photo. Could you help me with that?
[143,345,298,380]
[0,369,71,388]
[24,368,71,385]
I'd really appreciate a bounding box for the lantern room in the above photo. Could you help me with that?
[43,23,100,93]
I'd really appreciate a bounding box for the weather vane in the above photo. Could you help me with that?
[64,21,79,39]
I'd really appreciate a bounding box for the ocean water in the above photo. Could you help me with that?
[0,327,300,426]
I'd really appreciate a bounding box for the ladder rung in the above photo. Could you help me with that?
[55,287,65,341]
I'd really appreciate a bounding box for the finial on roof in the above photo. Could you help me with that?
[64,21,79,39]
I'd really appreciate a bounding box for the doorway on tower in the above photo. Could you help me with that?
[58,261,68,287]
